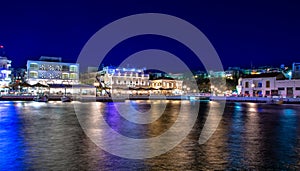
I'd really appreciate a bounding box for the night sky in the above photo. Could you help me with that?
[0,1,299,71]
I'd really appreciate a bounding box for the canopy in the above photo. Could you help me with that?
[0,85,9,89]
[10,82,33,88]
[32,83,49,87]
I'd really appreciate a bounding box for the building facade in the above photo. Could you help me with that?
[237,73,285,97]
[150,78,183,95]
[0,56,12,87]
[27,56,79,85]
[292,63,300,79]
[276,80,300,98]
[99,66,150,95]
[238,72,300,98]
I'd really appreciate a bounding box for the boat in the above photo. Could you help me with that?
[189,95,210,101]
[61,95,72,102]
[266,98,283,105]
[34,94,48,102]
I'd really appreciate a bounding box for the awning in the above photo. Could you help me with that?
[32,83,49,87]
[48,84,95,88]
[10,82,33,87]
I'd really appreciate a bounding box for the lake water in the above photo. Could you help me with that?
[1,100,300,170]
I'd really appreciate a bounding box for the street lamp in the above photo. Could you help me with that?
[211,85,215,96]
[183,85,187,94]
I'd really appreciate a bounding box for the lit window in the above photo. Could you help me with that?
[70,65,78,72]
[62,73,69,79]
[258,83,262,88]
[70,73,77,80]
[29,71,38,78]
[29,63,38,70]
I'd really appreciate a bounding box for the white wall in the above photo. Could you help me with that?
[276,80,300,98]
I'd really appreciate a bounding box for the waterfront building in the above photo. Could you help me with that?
[150,72,184,80]
[208,70,226,78]
[237,72,300,98]
[207,67,241,80]
[276,80,300,98]
[27,56,79,85]
[150,78,183,95]
[292,63,300,79]
[193,71,209,79]
[237,73,286,97]
[0,56,12,87]
[98,66,150,95]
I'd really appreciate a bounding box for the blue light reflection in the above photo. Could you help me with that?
[0,102,26,170]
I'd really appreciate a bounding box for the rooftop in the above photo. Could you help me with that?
[242,72,286,80]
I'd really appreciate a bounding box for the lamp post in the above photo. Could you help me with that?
[183,85,187,95]
[211,85,215,96]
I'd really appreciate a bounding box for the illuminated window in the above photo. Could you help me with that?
[69,73,77,80]
[258,82,262,88]
[70,65,78,72]
[29,71,38,78]
[29,63,38,70]
[62,73,69,79]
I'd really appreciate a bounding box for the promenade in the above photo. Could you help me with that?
[1,95,300,104]
[210,96,300,104]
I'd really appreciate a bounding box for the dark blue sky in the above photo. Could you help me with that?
[0,1,299,70]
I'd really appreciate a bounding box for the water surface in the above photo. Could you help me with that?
[1,100,300,170]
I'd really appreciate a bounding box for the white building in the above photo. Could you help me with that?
[27,56,79,85]
[99,66,150,95]
[0,56,12,87]
[276,80,300,98]
[150,78,183,95]
[237,72,300,98]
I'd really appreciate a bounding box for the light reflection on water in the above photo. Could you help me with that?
[1,101,300,169]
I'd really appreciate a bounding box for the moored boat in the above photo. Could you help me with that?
[61,95,72,102]
[34,94,48,102]
[266,98,283,105]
